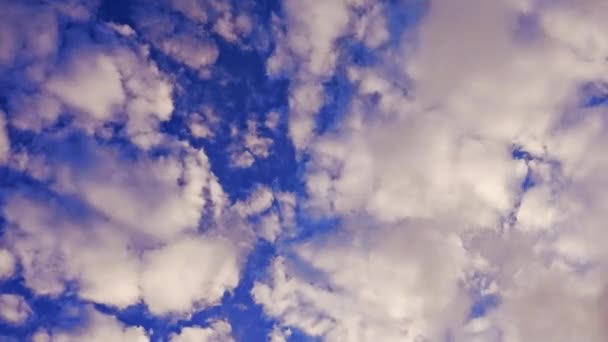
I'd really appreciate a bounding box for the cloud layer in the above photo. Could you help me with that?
[1,0,607,341]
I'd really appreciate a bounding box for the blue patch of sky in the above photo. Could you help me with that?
[97,0,137,26]
[386,0,429,45]
[469,294,501,319]
[511,146,536,191]
[314,67,354,136]
[580,82,608,108]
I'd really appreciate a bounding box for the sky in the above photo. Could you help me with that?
[0,0,608,341]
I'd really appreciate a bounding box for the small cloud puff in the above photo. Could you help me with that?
[170,320,234,342]
[0,294,31,325]
[229,120,273,169]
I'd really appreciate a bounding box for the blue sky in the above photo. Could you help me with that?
[1,0,608,341]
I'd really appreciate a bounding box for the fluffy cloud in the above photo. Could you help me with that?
[188,106,221,139]
[133,3,220,77]
[305,115,527,226]
[41,307,148,342]
[0,111,9,164]
[166,0,253,44]
[44,53,126,121]
[269,326,291,342]
[50,143,221,242]
[170,321,234,342]
[140,235,241,315]
[4,192,141,305]
[0,294,31,325]
[234,186,274,217]
[0,0,259,321]
[2,3,174,150]
[229,120,274,168]
[0,2,60,68]
[3,136,248,313]
[254,219,471,341]
[234,187,297,242]
[270,0,395,150]
[1,0,607,340]
[42,46,174,148]
[269,0,389,149]
[257,0,608,340]
[0,248,15,279]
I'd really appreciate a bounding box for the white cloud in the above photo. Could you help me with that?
[265,111,281,131]
[107,23,136,37]
[487,264,608,342]
[354,3,389,48]
[234,186,274,217]
[244,121,273,159]
[4,190,245,314]
[140,235,241,315]
[306,120,527,226]
[45,53,126,121]
[269,326,291,342]
[3,15,174,149]
[50,144,219,242]
[50,307,148,342]
[9,93,63,132]
[256,212,281,243]
[0,294,31,325]
[32,331,51,342]
[170,321,234,342]
[0,2,59,67]
[0,111,10,164]
[268,0,398,150]
[233,187,295,242]
[0,248,15,279]
[268,0,375,150]
[1,0,607,340]
[168,0,208,24]
[229,121,274,168]
[188,106,221,139]
[214,12,253,43]
[271,0,352,78]
[3,193,140,305]
[3,136,251,313]
[253,219,472,341]
[259,0,608,340]
[230,150,255,168]
[133,8,219,77]
[157,33,219,74]
[42,46,174,149]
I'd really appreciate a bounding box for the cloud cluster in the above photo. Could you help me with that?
[0,0,256,327]
[2,0,607,340]
[256,0,608,341]
[3,137,249,315]
[132,0,257,78]
[268,0,390,150]
[1,1,174,150]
